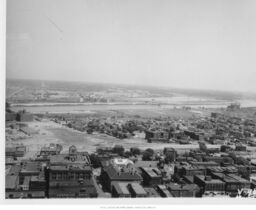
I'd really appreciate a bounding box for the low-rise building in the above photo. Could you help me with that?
[155,185,173,197]
[47,146,97,198]
[167,183,200,197]
[194,175,225,195]
[140,167,162,186]
[145,129,169,143]
[101,164,142,192]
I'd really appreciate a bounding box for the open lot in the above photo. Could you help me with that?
[6,118,220,158]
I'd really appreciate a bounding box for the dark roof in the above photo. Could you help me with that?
[49,179,96,188]
[50,165,91,171]
[195,175,224,184]
[211,173,238,183]
[140,167,162,178]
[190,161,219,166]
[227,174,250,183]
[6,191,45,198]
[183,175,194,184]
[134,161,158,168]
[168,184,199,191]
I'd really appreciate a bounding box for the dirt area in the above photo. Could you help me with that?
[6,118,221,157]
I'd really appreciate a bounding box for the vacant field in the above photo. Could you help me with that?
[6,118,221,157]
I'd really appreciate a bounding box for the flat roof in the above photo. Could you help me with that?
[104,165,142,181]
[130,183,146,195]
[141,167,161,178]
[227,174,250,183]
[134,161,158,168]
[50,154,90,164]
[168,184,199,191]
[195,175,224,184]
[143,187,160,197]
[112,182,130,195]
[6,175,18,189]
[21,162,41,173]
[50,165,91,171]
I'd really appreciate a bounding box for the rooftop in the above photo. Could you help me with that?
[129,183,147,195]
[112,182,130,195]
[195,175,224,184]
[21,161,42,173]
[140,167,161,178]
[103,165,142,181]
[168,183,199,191]
[49,154,90,165]
[6,175,18,189]
[50,165,91,171]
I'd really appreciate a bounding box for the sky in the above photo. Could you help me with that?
[6,0,256,92]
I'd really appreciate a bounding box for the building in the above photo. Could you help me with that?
[211,173,245,194]
[163,147,177,162]
[128,183,147,198]
[189,161,220,168]
[139,167,162,186]
[143,187,161,197]
[227,103,240,111]
[96,147,113,155]
[16,110,33,122]
[111,182,131,198]
[6,145,27,158]
[40,144,62,156]
[194,175,225,195]
[111,182,147,198]
[48,165,97,198]
[184,130,203,140]
[47,146,97,198]
[207,166,238,175]
[227,174,251,189]
[167,183,200,197]
[5,161,46,199]
[155,185,173,197]
[174,164,205,177]
[100,163,142,192]
[6,112,17,121]
[145,129,169,143]
[235,144,247,152]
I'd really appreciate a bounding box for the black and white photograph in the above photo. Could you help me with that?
[2,0,256,206]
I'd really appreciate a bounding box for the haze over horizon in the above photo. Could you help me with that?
[6,0,256,93]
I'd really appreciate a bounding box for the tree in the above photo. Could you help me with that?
[165,151,176,163]
[112,145,125,156]
[130,147,141,156]
[89,154,101,168]
[145,148,154,156]
[124,151,132,158]
[142,148,154,161]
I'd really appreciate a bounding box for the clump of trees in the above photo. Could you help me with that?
[112,145,125,156]
[142,148,154,160]
[130,147,141,156]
